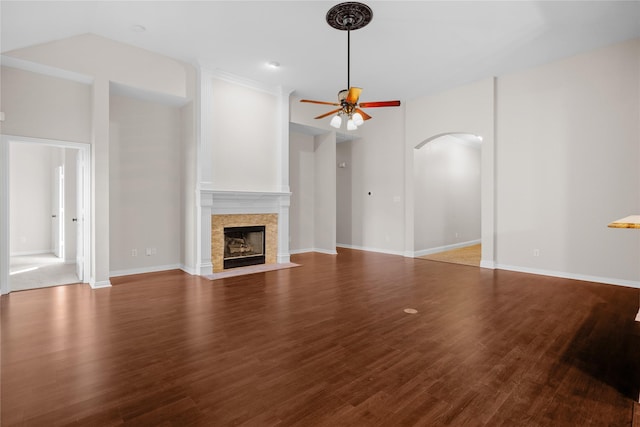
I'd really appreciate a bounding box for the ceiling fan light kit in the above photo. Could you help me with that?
[301,2,401,131]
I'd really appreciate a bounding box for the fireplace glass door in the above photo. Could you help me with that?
[223,226,266,269]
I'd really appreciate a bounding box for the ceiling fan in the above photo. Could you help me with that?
[300,2,401,131]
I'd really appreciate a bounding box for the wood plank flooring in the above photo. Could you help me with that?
[418,244,481,267]
[2,248,639,426]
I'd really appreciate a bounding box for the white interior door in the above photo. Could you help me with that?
[75,151,84,281]
[51,165,64,258]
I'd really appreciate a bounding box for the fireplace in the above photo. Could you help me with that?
[211,213,278,272]
[223,226,266,269]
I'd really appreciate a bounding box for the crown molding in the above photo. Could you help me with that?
[110,81,190,107]
[197,64,291,97]
[1,55,93,84]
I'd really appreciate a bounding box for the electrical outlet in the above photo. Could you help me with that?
[533,249,540,257]
[151,247,157,255]
[146,248,152,256]
[131,249,137,257]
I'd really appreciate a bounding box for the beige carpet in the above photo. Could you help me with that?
[418,244,481,267]
[10,254,80,291]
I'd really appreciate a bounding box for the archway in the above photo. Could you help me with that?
[414,133,483,266]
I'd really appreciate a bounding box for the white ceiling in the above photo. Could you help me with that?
[2,1,639,102]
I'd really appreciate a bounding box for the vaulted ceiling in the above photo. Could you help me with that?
[2,1,639,102]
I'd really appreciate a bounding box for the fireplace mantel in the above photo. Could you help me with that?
[204,190,292,214]
[198,189,291,275]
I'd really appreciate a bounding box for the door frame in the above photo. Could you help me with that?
[51,165,64,258]
[1,135,91,294]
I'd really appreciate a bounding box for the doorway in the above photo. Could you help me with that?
[414,133,482,266]
[1,135,90,294]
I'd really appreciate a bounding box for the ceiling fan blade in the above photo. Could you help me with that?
[355,108,372,120]
[358,100,401,108]
[314,108,342,119]
[346,87,362,104]
[301,99,340,106]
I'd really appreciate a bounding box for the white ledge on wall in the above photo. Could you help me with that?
[201,189,292,214]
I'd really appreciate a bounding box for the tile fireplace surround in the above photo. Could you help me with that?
[199,190,291,275]
[211,214,277,272]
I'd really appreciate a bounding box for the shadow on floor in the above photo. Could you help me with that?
[561,297,640,400]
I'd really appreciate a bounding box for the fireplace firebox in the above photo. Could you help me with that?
[223,226,266,269]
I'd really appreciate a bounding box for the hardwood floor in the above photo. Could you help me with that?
[2,248,639,426]
[418,244,481,267]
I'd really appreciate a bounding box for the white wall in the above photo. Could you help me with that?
[313,132,337,253]
[414,135,481,252]
[210,78,279,192]
[9,143,54,254]
[289,131,316,252]
[6,34,187,99]
[109,95,182,274]
[336,141,352,245]
[4,32,637,289]
[495,38,639,284]
[348,107,406,254]
[8,139,80,272]
[0,66,91,142]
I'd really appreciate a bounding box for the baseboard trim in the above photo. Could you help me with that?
[496,263,640,289]
[10,250,51,257]
[336,244,404,257]
[89,279,111,289]
[414,239,481,258]
[313,248,338,255]
[197,262,213,276]
[290,248,339,255]
[277,253,291,264]
[480,260,496,269]
[109,264,183,278]
[290,248,314,255]
[180,264,197,275]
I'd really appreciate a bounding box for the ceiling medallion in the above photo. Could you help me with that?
[326,2,373,31]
